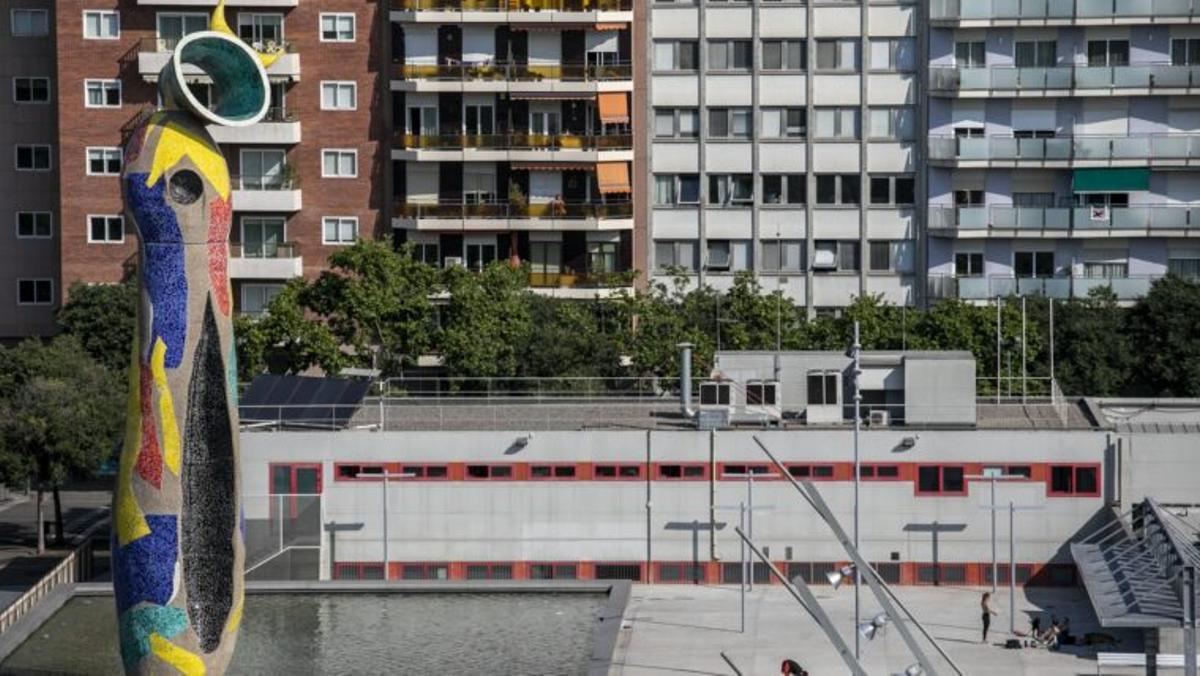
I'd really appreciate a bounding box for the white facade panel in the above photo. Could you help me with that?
[867,143,914,172]
[811,75,861,105]
[759,209,807,239]
[812,7,861,37]
[810,208,861,238]
[865,275,913,306]
[866,208,915,240]
[651,210,701,239]
[703,8,753,38]
[758,76,807,106]
[704,75,753,105]
[650,8,698,38]
[759,7,807,38]
[651,142,701,172]
[811,274,861,306]
[651,75,700,106]
[866,74,914,105]
[811,143,862,172]
[867,6,914,37]
[759,143,808,173]
[703,210,754,238]
[704,143,753,172]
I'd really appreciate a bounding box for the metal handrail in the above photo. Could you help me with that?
[930,0,1200,21]
[392,0,633,11]
[929,134,1200,162]
[393,201,633,220]
[930,63,1200,91]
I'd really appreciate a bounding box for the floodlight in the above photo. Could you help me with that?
[857,612,889,641]
[826,564,855,589]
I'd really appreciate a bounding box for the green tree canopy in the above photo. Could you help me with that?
[56,279,138,371]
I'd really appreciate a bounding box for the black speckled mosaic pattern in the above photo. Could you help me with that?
[182,298,235,653]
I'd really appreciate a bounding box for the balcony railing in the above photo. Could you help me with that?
[528,271,631,288]
[930,0,1200,21]
[393,0,632,10]
[397,133,632,151]
[929,134,1200,163]
[929,205,1200,232]
[230,242,300,259]
[234,174,299,191]
[394,201,633,219]
[139,36,297,54]
[927,274,1161,300]
[930,64,1200,93]
[262,107,298,123]
[394,62,632,82]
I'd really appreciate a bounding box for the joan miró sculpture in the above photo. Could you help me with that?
[113,4,279,673]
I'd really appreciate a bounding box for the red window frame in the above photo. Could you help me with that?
[269,462,323,519]
[529,464,580,480]
[977,464,1034,481]
[914,464,968,496]
[396,464,451,480]
[593,463,643,480]
[333,462,388,482]
[786,464,836,480]
[464,562,514,580]
[718,463,776,479]
[332,562,385,580]
[656,463,708,481]
[1047,463,1101,497]
[528,562,579,580]
[858,464,902,481]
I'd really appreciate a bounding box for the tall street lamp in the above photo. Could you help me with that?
[359,470,416,579]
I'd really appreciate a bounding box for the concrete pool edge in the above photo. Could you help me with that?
[0,580,631,675]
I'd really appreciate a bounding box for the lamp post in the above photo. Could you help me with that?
[359,471,416,580]
[850,320,862,659]
[979,497,1044,634]
[966,470,1027,594]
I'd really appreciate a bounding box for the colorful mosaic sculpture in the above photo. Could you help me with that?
[114,4,269,673]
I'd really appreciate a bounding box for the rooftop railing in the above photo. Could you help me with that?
[394,201,633,220]
[931,0,1200,21]
[928,205,1200,232]
[394,62,632,82]
[929,134,1200,163]
[930,64,1200,93]
[397,132,633,151]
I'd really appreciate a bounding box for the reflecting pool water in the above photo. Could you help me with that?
[2,592,607,674]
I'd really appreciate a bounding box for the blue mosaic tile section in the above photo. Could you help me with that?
[125,173,188,368]
[113,514,178,614]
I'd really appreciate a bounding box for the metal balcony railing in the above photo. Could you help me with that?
[394,201,633,220]
[262,107,298,123]
[396,133,633,151]
[230,241,300,259]
[926,274,1163,300]
[928,205,1200,232]
[138,36,297,54]
[527,271,631,288]
[930,0,1200,21]
[930,64,1200,93]
[928,134,1200,163]
[394,62,632,82]
[392,0,632,10]
[234,173,299,191]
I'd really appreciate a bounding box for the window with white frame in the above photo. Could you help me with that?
[241,283,284,316]
[83,10,119,39]
[86,148,122,176]
[15,144,50,171]
[156,13,208,49]
[655,240,698,271]
[15,211,52,239]
[706,239,752,272]
[88,215,124,243]
[761,107,806,139]
[240,216,285,257]
[761,39,805,71]
[868,106,914,140]
[237,13,283,47]
[13,76,49,103]
[813,107,860,140]
[654,108,699,139]
[813,240,860,273]
[322,216,358,244]
[84,79,121,108]
[708,107,753,139]
[17,279,52,305]
[11,9,48,36]
[654,174,700,206]
[869,38,915,71]
[322,150,357,178]
[762,240,805,273]
[815,39,860,71]
[320,81,356,110]
[653,40,699,71]
[320,13,355,42]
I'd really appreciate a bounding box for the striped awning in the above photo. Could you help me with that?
[596,161,631,194]
[594,23,627,30]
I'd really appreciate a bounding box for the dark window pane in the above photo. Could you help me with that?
[877,465,899,478]
[467,465,489,479]
[491,466,513,478]
[790,465,811,477]
[841,175,861,204]
[918,466,941,492]
[1076,467,1098,494]
[531,466,552,478]
[1050,465,1073,492]
[870,177,890,205]
[554,466,576,478]
[816,175,837,204]
[427,466,448,478]
[943,466,964,493]
[619,465,640,477]
[596,465,617,478]
[813,465,834,478]
[895,177,914,204]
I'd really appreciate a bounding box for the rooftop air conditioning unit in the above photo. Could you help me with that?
[699,381,733,411]
[745,380,782,420]
[444,256,464,267]
[869,410,890,427]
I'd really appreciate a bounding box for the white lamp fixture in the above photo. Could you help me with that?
[904,665,925,676]
[857,612,889,641]
[826,564,855,589]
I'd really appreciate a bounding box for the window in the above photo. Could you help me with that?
[916,465,966,495]
[708,40,753,71]
[813,240,860,272]
[761,240,805,273]
[465,241,497,271]
[322,216,358,245]
[1015,41,1056,67]
[955,252,984,277]
[156,13,209,49]
[15,212,52,239]
[84,10,119,39]
[708,107,753,139]
[1014,251,1054,278]
[1048,465,1100,496]
[654,40,699,71]
[788,464,835,480]
[588,240,617,275]
[88,215,124,243]
[815,174,861,205]
[17,279,52,305]
[654,108,699,139]
[816,39,860,71]
[860,464,901,480]
[1012,191,1055,207]
[868,241,892,272]
[237,12,283,46]
[465,465,513,480]
[13,76,49,103]
[1088,39,1129,67]
[86,147,122,175]
[594,464,642,479]
[654,174,700,206]
[655,240,698,271]
[1172,38,1200,66]
[746,382,777,406]
[762,39,805,71]
[336,463,384,480]
[530,563,578,580]
[870,38,915,71]
[705,239,752,272]
[14,144,50,171]
[807,371,839,405]
[700,382,732,405]
[721,464,773,478]
[320,13,355,42]
[658,464,707,480]
[813,108,860,140]
[869,176,915,205]
[10,9,48,36]
[84,79,121,108]
[707,174,754,206]
[1083,259,1128,279]
[240,216,285,258]
[1169,258,1200,279]
[530,465,577,479]
[322,150,357,178]
[761,108,806,139]
[240,149,287,188]
[955,41,985,68]
[762,174,805,205]
[982,464,1032,479]
[868,107,914,140]
[241,283,283,316]
[321,82,356,110]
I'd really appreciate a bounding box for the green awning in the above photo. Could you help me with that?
[1072,168,1150,192]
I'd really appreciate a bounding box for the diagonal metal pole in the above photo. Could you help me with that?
[754,436,955,676]
[734,527,868,676]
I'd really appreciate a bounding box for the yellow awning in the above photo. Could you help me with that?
[596,161,631,194]
[597,92,629,125]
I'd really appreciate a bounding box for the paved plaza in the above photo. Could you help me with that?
[611,583,1142,676]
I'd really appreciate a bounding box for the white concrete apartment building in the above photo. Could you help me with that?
[647,0,920,313]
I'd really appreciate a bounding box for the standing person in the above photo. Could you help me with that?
[981,592,998,643]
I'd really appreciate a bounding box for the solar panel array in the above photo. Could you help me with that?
[239,375,371,429]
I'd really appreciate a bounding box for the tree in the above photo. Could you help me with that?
[233,280,344,379]
[56,279,138,372]
[1051,289,1131,396]
[439,262,532,385]
[1126,275,1200,396]
[620,273,714,382]
[518,296,626,384]
[0,336,122,552]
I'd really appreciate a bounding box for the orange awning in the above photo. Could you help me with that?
[597,92,629,125]
[596,161,631,194]
[595,23,627,30]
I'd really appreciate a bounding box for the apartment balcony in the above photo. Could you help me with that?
[232,176,302,212]
[227,243,303,280]
[929,65,1200,97]
[137,0,297,6]
[390,0,633,23]
[209,108,301,145]
[930,0,1200,25]
[136,38,301,83]
[393,200,633,231]
[527,271,634,299]
[929,134,1200,168]
[928,205,1200,237]
[392,132,633,162]
[927,273,1159,301]
[391,62,633,93]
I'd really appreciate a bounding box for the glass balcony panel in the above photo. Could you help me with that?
[929,137,956,159]
[928,208,955,229]
[991,277,1017,297]
[1075,67,1112,89]
[993,69,1021,89]
[1111,136,1149,159]
[991,137,1018,159]
[959,137,990,160]
[1074,207,1111,229]
[1044,138,1071,159]
[1046,0,1075,15]
[1021,0,1049,16]
[962,0,992,17]
[1115,0,1152,14]
[1013,207,1046,227]
[1078,0,1116,14]
[991,206,1016,227]
[1110,206,1148,228]
[1148,206,1187,228]
[1154,0,1191,15]
[958,277,991,300]
[1110,278,1150,299]
[1074,137,1111,160]
[1017,68,1051,89]
[958,207,989,229]
[1150,65,1191,88]
[1013,137,1044,159]
[961,68,991,90]
[1190,207,1200,228]
[1151,135,1189,159]
[1046,208,1071,229]
[1115,66,1154,88]
[1048,67,1073,88]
